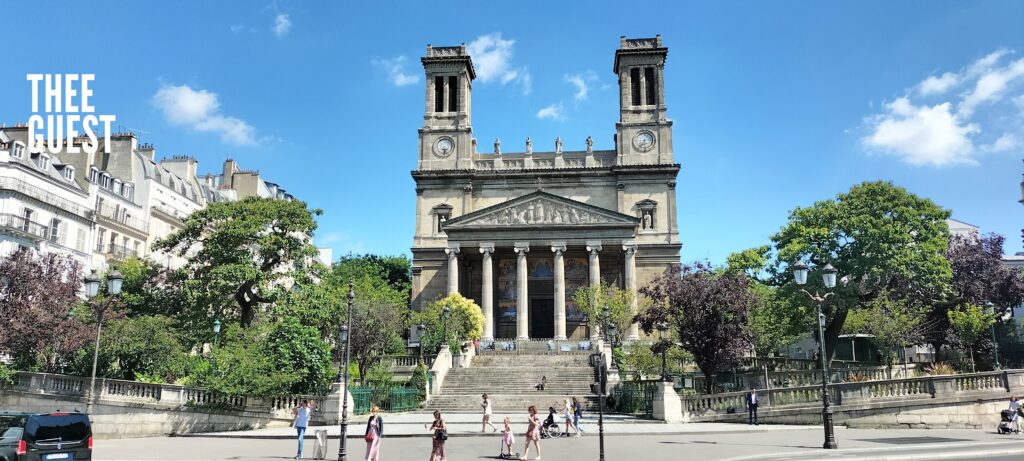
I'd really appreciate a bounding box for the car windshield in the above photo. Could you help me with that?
[24,414,90,443]
[0,416,26,441]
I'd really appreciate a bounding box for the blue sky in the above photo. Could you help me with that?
[2,1,1023,263]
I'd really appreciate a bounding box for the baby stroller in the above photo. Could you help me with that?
[541,407,562,438]
[998,409,1018,434]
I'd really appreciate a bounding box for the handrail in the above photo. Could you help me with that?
[0,176,92,219]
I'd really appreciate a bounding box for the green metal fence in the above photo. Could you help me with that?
[610,381,658,418]
[350,385,423,414]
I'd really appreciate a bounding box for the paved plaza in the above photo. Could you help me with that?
[95,426,1022,461]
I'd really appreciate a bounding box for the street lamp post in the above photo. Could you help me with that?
[792,260,838,450]
[211,319,222,367]
[416,323,427,363]
[442,305,451,347]
[83,268,123,415]
[593,304,617,461]
[988,302,1012,370]
[337,280,355,461]
[656,321,671,382]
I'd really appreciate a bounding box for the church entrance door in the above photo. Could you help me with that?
[529,299,554,339]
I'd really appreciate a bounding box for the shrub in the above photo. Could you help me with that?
[0,363,15,387]
[924,362,957,376]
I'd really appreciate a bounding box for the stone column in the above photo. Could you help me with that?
[552,242,567,340]
[623,242,639,341]
[515,242,530,339]
[479,243,495,341]
[445,244,460,295]
[586,241,602,340]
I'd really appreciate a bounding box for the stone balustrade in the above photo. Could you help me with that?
[678,369,1024,428]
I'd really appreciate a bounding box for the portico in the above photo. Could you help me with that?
[441,191,641,341]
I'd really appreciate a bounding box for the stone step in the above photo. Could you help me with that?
[425,394,599,412]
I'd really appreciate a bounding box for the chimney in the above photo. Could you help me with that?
[223,159,238,188]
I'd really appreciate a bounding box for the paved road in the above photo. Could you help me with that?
[94,428,1024,461]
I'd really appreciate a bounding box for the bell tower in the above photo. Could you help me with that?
[614,35,674,165]
[418,44,476,170]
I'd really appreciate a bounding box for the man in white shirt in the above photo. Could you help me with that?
[291,399,315,459]
[746,387,760,426]
[1009,396,1020,433]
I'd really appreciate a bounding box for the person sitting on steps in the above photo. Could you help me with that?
[534,376,547,391]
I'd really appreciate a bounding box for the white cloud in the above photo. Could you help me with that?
[863,49,1024,167]
[230,24,245,34]
[564,71,600,101]
[315,231,365,255]
[918,72,959,95]
[152,84,259,146]
[467,32,531,94]
[862,97,979,166]
[272,13,291,38]
[958,56,1024,117]
[372,56,419,86]
[536,103,565,121]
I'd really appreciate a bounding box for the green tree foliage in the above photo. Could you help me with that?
[408,363,428,401]
[414,294,485,353]
[638,262,756,394]
[947,303,995,372]
[115,257,174,317]
[153,196,322,328]
[770,181,951,365]
[572,281,637,346]
[0,249,89,372]
[850,292,931,377]
[619,341,692,382]
[199,319,332,397]
[86,315,191,382]
[726,247,804,358]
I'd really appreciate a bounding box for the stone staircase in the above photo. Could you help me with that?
[425,353,599,413]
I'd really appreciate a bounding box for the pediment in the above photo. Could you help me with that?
[444,191,639,229]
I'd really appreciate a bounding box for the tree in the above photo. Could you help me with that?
[726,247,804,358]
[414,294,485,354]
[770,181,952,366]
[348,298,408,385]
[637,262,756,394]
[153,197,322,328]
[115,257,175,318]
[619,341,692,382]
[928,233,1024,355]
[572,281,637,346]
[947,303,995,372]
[850,292,932,378]
[85,315,190,382]
[0,249,89,372]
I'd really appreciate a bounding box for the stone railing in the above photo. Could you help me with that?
[681,369,1024,421]
[385,355,436,368]
[480,338,595,355]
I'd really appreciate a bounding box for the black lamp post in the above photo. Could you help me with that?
[211,319,222,367]
[337,280,354,461]
[988,302,1013,370]
[656,321,671,382]
[792,260,838,450]
[595,304,616,461]
[83,268,122,414]
[416,323,427,362]
[442,305,452,348]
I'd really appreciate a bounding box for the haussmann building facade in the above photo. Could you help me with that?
[411,36,680,342]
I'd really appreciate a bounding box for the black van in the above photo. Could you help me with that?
[0,412,92,461]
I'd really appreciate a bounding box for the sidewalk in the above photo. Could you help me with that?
[190,411,815,439]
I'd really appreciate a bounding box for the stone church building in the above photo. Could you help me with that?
[411,36,680,341]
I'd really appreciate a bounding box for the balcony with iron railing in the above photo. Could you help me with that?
[107,244,138,260]
[0,213,48,240]
[97,202,149,234]
[0,176,92,219]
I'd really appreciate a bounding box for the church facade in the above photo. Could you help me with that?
[410,36,681,341]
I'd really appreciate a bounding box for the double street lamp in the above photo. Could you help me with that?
[792,260,838,450]
[591,304,617,461]
[83,268,123,414]
[988,302,1013,370]
[337,280,355,461]
[656,322,672,382]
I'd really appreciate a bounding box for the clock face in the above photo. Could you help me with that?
[634,131,656,151]
[434,138,454,157]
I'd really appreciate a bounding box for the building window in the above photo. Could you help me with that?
[96,228,106,252]
[89,167,98,182]
[630,68,641,106]
[49,218,61,243]
[63,167,75,181]
[448,76,458,112]
[113,179,122,192]
[38,154,50,170]
[644,67,657,106]
[12,142,25,159]
[123,185,133,199]
[434,76,445,112]
[101,173,111,189]
[22,208,33,233]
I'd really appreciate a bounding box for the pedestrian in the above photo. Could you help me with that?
[364,405,383,461]
[563,396,578,437]
[572,396,585,435]
[534,376,547,391]
[746,387,759,426]
[1009,396,1021,433]
[500,416,515,458]
[482,394,497,432]
[521,405,541,460]
[290,399,314,459]
[426,410,447,461]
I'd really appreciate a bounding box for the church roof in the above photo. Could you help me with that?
[443,190,639,231]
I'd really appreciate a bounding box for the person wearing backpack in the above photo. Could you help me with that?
[572,396,585,435]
